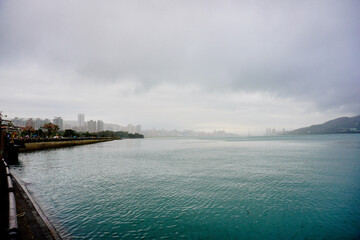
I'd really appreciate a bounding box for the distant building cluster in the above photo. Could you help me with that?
[10,114,141,134]
[72,114,103,132]
[12,117,55,129]
[265,128,287,136]
[141,129,236,137]
[72,114,141,133]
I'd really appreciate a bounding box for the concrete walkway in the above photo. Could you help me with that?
[13,176,62,239]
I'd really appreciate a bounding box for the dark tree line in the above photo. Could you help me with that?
[63,129,144,139]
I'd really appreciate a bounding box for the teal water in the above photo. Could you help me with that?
[12,135,360,239]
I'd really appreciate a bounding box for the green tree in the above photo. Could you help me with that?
[22,126,36,137]
[35,128,44,138]
[64,129,77,137]
[84,132,94,137]
[41,123,60,137]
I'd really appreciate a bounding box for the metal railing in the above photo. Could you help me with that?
[1,158,20,239]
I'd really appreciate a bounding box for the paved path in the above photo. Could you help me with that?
[13,177,61,240]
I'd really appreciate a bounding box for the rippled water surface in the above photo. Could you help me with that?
[12,135,360,239]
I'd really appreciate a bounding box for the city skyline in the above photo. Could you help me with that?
[1,1,360,134]
[7,113,291,135]
[8,113,142,134]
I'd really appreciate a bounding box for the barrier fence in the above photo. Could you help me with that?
[1,158,19,239]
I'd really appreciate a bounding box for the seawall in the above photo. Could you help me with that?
[19,139,113,152]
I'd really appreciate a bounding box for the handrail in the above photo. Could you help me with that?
[1,158,20,239]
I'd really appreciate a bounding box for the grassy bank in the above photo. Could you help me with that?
[19,138,113,152]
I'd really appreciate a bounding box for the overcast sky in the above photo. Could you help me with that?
[1,0,359,134]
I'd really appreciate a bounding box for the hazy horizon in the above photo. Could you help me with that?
[1,0,360,134]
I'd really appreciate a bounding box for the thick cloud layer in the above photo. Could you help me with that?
[1,0,359,132]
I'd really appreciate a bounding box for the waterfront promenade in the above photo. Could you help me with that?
[0,158,60,239]
[1,137,114,239]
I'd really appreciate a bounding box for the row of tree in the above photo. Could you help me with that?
[63,129,143,139]
[21,123,59,138]
[21,123,144,139]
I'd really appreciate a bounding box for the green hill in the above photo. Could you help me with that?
[292,115,360,134]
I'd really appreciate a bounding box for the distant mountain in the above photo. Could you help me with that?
[291,115,360,134]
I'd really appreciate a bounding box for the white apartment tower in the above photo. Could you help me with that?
[53,117,64,130]
[97,120,104,132]
[78,114,85,127]
[87,120,97,132]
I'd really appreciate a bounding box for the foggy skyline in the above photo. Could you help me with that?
[1,0,359,134]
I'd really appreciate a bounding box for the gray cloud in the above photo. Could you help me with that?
[1,0,359,131]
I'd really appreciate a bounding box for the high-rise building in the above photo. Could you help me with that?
[78,114,85,127]
[34,118,44,129]
[87,120,96,132]
[12,117,26,127]
[53,117,64,130]
[97,120,104,132]
[25,118,35,128]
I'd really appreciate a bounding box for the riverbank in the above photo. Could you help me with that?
[19,138,113,152]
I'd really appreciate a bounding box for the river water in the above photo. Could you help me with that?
[11,135,360,239]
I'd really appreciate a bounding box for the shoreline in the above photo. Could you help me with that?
[19,138,113,152]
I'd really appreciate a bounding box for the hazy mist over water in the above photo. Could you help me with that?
[12,135,360,239]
